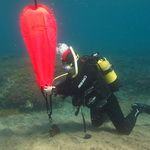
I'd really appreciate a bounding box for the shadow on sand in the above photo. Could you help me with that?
[0,121,120,139]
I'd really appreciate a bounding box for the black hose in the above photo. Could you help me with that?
[41,89,52,121]
[81,108,86,133]
[49,94,53,118]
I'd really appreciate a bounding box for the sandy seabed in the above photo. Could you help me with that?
[0,100,150,150]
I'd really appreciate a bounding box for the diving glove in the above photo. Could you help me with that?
[44,86,56,95]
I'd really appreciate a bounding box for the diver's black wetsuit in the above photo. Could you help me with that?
[56,56,138,135]
[90,94,138,134]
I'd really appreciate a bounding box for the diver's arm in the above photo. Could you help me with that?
[43,78,71,96]
[55,78,72,96]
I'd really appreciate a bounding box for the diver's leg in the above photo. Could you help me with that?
[90,107,108,127]
[104,94,138,135]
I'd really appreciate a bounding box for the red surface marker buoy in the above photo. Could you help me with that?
[20,3,57,89]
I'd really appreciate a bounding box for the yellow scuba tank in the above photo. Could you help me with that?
[97,57,117,85]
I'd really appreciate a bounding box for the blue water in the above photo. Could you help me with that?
[0,0,150,57]
[1,2,150,148]
[0,0,150,99]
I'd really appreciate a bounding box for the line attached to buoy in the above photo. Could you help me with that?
[34,0,38,8]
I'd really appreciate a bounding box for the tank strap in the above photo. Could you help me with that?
[103,67,113,75]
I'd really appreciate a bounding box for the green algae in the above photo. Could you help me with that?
[0,109,21,117]
[0,55,150,111]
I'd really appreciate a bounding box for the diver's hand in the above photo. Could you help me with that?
[44,86,56,95]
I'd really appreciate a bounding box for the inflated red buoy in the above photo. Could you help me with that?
[20,4,57,89]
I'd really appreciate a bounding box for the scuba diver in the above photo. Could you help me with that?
[44,43,150,135]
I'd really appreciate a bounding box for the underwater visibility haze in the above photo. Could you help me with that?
[0,0,150,56]
[0,0,150,150]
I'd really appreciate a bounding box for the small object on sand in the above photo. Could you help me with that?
[49,124,60,137]
[83,133,92,139]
